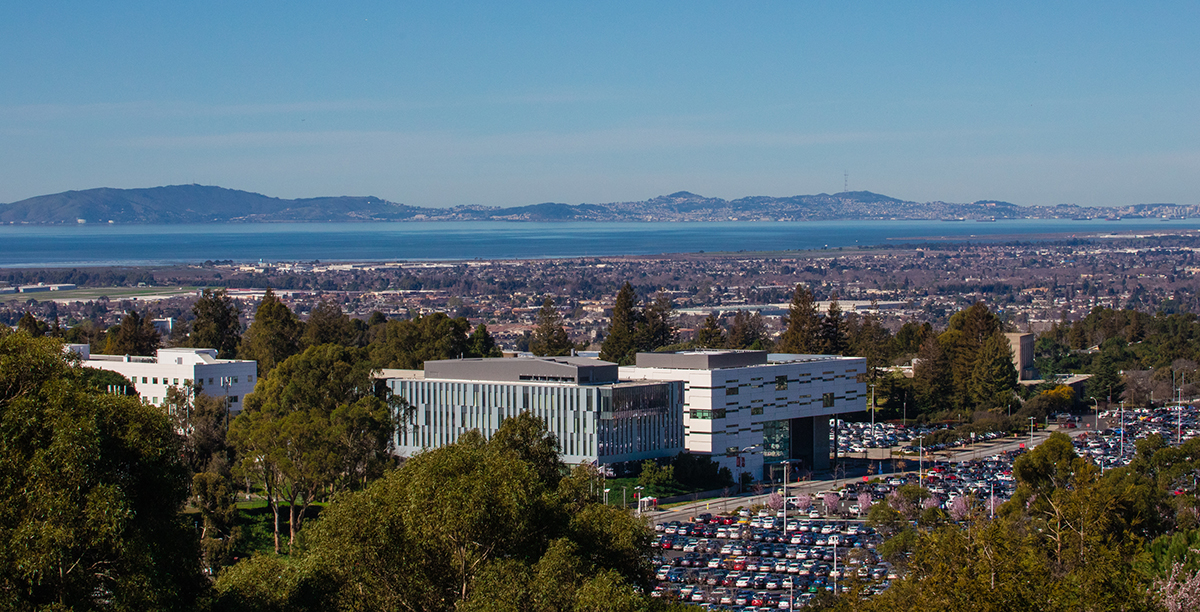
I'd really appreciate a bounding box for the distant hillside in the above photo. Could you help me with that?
[0,185,420,224]
[2,185,1195,224]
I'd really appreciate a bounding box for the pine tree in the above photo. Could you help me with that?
[103,310,161,356]
[777,284,820,353]
[187,288,241,358]
[530,298,574,356]
[600,282,642,364]
[971,332,1019,410]
[637,291,677,352]
[695,313,725,348]
[913,336,954,415]
[819,298,847,355]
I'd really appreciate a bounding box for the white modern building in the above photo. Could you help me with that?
[378,355,685,466]
[621,351,866,481]
[66,345,258,412]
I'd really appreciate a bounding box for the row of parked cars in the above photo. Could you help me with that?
[651,511,892,609]
[832,419,1010,457]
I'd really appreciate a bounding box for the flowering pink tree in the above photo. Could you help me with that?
[823,492,841,516]
[949,496,970,521]
[857,492,872,517]
[767,491,784,510]
[1157,562,1200,612]
[923,495,941,512]
[796,494,812,513]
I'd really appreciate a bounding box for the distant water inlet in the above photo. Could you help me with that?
[1,219,1198,267]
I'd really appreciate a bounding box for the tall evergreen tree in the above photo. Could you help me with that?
[187,288,241,358]
[530,298,574,357]
[103,309,161,356]
[913,336,954,415]
[726,311,769,350]
[819,298,847,355]
[637,291,677,352]
[941,302,1003,410]
[848,306,894,379]
[695,313,726,348]
[970,332,1019,410]
[238,288,302,376]
[600,282,642,365]
[777,284,820,354]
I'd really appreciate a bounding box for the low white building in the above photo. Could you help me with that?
[66,345,257,412]
[621,350,866,481]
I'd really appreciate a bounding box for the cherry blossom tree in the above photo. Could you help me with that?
[857,492,872,517]
[949,496,970,521]
[1157,561,1200,612]
[823,492,841,515]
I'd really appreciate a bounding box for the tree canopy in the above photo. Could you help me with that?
[0,329,205,610]
[215,412,661,612]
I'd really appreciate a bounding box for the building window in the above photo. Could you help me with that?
[692,409,711,420]
[142,377,148,384]
[823,392,835,408]
[152,377,158,384]
[233,377,239,384]
[726,386,739,396]
[230,396,238,403]
[173,378,179,385]
[775,375,788,391]
[208,378,214,385]
[751,406,764,415]
[712,408,726,419]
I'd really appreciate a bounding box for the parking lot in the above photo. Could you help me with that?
[651,511,891,609]
[645,403,1200,609]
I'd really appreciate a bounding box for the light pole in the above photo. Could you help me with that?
[832,537,839,595]
[1120,401,1125,460]
[603,488,610,506]
[917,436,925,486]
[634,485,644,515]
[989,481,994,520]
[1090,397,1099,430]
[1028,416,1035,450]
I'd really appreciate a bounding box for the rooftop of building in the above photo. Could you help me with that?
[65,345,254,366]
[630,350,855,370]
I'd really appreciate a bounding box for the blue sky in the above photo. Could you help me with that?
[1,2,1197,207]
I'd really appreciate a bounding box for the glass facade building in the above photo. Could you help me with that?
[380,356,683,465]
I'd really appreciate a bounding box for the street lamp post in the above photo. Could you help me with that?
[634,485,644,516]
[603,488,610,506]
[917,436,925,486]
[1029,416,1035,450]
[1120,401,1126,460]
[1090,397,1099,430]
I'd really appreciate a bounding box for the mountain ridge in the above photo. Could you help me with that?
[1,185,1194,224]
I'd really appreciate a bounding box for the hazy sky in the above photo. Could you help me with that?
[2,2,1197,207]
